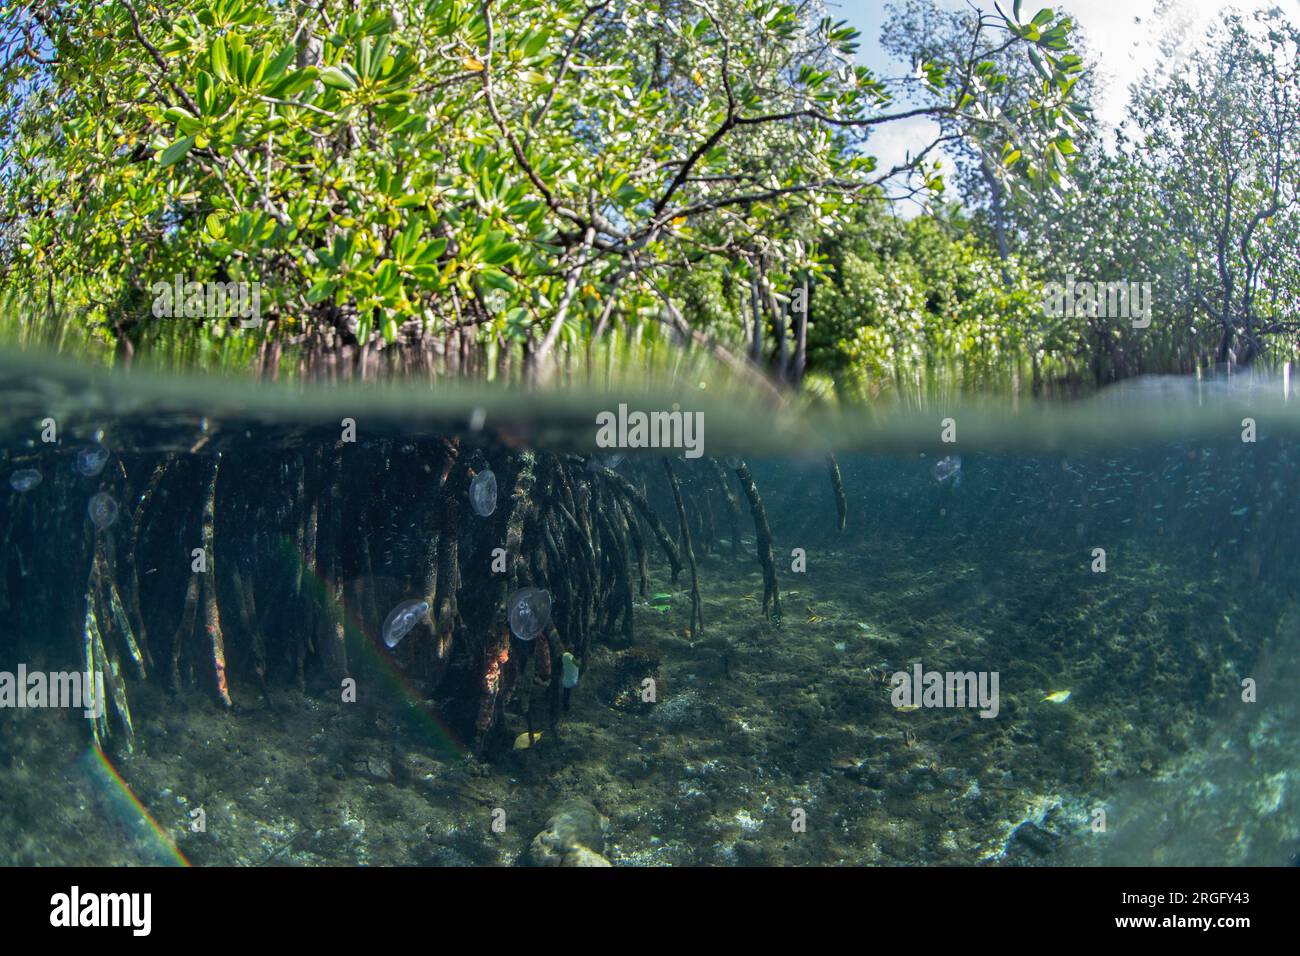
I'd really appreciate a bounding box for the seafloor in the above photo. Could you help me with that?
[2,523,1297,866]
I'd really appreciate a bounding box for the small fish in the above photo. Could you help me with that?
[513,731,542,750]
[647,604,670,613]
[896,704,921,712]
[1041,690,1071,704]
[651,592,673,600]
[560,652,580,689]
[1230,506,1249,517]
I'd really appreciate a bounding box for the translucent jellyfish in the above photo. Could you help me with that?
[87,492,119,529]
[9,469,41,492]
[383,599,430,649]
[76,444,110,477]
[933,455,962,485]
[507,587,552,641]
[469,468,497,517]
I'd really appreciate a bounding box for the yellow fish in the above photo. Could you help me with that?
[513,730,542,750]
[1041,690,1071,704]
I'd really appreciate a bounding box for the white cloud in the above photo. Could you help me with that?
[1054,0,1287,127]
[840,0,1290,128]
[833,0,1292,206]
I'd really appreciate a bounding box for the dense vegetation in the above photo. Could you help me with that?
[0,0,1297,395]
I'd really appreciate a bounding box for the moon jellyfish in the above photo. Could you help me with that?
[469,468,497,517]
[76,444,110,477]
[933,455,962,485]
[87,492,119,529]
[587,454,625,472]
[9,469,41,492]
[507,587,551,641]
[382,599,430,649]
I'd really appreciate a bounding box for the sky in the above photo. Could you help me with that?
[833,0,1295,196]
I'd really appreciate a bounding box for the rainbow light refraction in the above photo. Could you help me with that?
[81,744,190,867]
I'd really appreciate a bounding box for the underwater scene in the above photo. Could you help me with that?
[1,0,1298,910]
[1,359,1297,869]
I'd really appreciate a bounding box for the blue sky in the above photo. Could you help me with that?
[831,0,1287,193]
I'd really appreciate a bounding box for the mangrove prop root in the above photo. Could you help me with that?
[55,441,744,757]
[828,453,847,531]
[82,599,108,746]
[733,460,781,623]
[126,457,171,666]
[229,559,266,685]
[555,499,598,655]
[594,491,635,644]
[617,494,651,597]
[541,518,581,662]
[472,452,537,750]
[598,466,683,582]
[693,488,715,558]
[83,537,136,747]
[171,574,199,691]
[201,455,232,708]
[318,444,349,682]
[545,627,564,728]
[292,455,307,601]
[475,627,512,751]
[428,456,466,687]
[705,458,744,558]
[99,552,147,680]
[662,459,704,636]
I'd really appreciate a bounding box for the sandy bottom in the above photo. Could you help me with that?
[2,533,1296,866]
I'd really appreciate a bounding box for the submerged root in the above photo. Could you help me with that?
[662,459,703,636]
[83,538,135,749]
[733,460,781,623]
[597,465,683,582]
[828,453,848,531]
[38,434,843,756]
[201,456,232,708]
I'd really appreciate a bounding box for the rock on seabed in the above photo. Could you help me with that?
[528,799,612,866]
